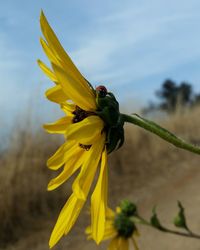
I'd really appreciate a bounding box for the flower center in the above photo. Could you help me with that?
[72,106,89,123]
[72,106,94,151]
[79,144,91,151]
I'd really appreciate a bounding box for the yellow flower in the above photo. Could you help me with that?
[38,9,200,250]
[38,11,124,248]
[86,207,139,250]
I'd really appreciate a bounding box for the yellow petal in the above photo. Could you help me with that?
[45,85,68,103]
[86,220,116,242]
[40,11,95,98]
[103,221,117,241]
[72,134,105,200]
[131,237,139,250]
[118,238,129,250]
[47,140,76,170]
[49,193,84,248]
[43,116,72,134]
[52,63,96,111]
[40,37,60,65]
[85,227,94,240]
[108,237,119,250]
[66,116,104,144]
[116,207,121,214]
[47,150,85,191]
[106,208,115,219]
[91,148,108,244]
[37,59,58,83]
[61,102,75,114]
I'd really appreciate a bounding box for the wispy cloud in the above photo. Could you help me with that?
[1,0,200,125]
[67,0,200,92]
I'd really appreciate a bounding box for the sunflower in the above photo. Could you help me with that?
[38,10,200,249]
[86,202,139,250]
[38,11,124,248]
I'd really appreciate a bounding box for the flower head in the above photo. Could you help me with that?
[38,11,124,248]
[86,201,139,250]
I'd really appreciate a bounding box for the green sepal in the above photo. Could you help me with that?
[106,122,124,153]
[96,93,120,127]
[95,92,125,153]
[120,200,137,217]
[174,201,188,229]
[150,207,165,231]
[114,213,136,238]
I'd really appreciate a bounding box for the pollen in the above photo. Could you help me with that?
[79,144,91,151]
[72,106,88,123]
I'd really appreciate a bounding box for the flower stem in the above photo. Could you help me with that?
[162,228,200,239]
[131,216,200,239]
[122,113,200,155]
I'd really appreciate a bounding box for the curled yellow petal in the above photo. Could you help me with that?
[47,140,76,170]
[47,150,85,191]
[66,116,104,144]
[45,85,68,103]
[91,148,108,244]
[43,116,72,134]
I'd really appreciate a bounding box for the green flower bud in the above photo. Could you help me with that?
[174,201,188,229]
[120,200,137,217]
[150,207,165,231]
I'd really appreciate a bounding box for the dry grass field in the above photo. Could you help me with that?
[1,107,200,250]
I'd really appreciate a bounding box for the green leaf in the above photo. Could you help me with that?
[174,201,188,229]
[122,113,200,155]
[150,207,165,231]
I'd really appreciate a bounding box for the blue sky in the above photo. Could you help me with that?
[1,0,200,126]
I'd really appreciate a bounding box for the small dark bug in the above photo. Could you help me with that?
[96,85,108,98]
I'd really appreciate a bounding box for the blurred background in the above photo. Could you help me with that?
[1,0,200,249]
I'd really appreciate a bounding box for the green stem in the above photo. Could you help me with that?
[162,228,200,239]
[131,216,200,240]
[131,215,151,226]
[122,113,200,155]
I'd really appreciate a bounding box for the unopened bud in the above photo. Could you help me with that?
[174,201,188,229]
[120,200,137,216]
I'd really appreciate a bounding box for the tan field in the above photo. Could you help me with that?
[1,107,200,250]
